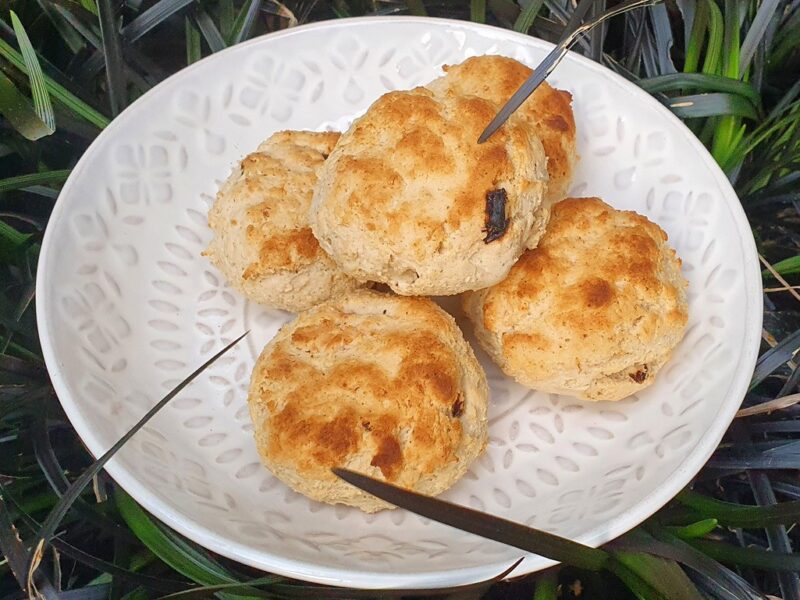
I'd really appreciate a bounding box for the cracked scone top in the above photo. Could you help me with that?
[203,130,363,313]
[247,290,489,512]
[309,79,548,296]
[463,198,689,402]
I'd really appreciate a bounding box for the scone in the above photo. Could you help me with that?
[248,290,489,512]
[203,130,363,312]
[463,197,688,402]
[310,84,548,296]
[428,55,577,221]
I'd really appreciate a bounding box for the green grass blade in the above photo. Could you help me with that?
[28,333,247,580]
[122,0,196,43]
[701,0,723,75]
[740,0,781,72]
[80,0,99,15]
[405,0,427,16]
[634,528,764,600]
[0,170,70,193]
[115,490,242,588]
[9,11,55,134]
[533,570,558,600]
[663,518,719,539]
[677,489,800,527]
[231,0,261,45]
[711,0,742,164]
[763,255,800,278]
[513,0,545,34]
[185,17,201,65]
[97,0,127,116]
[0,37,109,128]
[50,3,103,48]
[35,0,86,53]
[219,0,235,42]
[667,93,757,119]
[648,3,676,74]
[688,539,800,571]
[157,577,281,600]
[683,0,707,73]
[470,0,486,23]
[612,551,704,600]
[606,558,661,600]
[192,7,226,53]
[0,72,53,140]
[488,0,520,27]
[640,73,761,105]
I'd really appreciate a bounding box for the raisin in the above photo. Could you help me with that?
[629,365,649,383]
[451,396,464,418]
[483,188,509,243]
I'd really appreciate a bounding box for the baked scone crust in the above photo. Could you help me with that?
[248,290,489,512]
[310,83,548,296]
[429,55,577,220]
[204,130,363,312]
[463,197,688,401]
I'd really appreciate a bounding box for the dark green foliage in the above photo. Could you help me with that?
[0,2,798,599]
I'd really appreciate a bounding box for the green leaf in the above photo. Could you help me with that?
[664,518,719,539]
[156,578,280,600]
[192,7,226,53]
[9,11,55,135]
[0,36,110,128]
[606,558,662,600]
[711,0,742,163]
[34,0,86,53]
[97,0,128,116]
[122,0,196,43]
[677,489,800,527]
[487,0,520,27]
[683,0,708,73]
[0,71,54,141]
[666,93,757,119]
[219,0,235,42]
[533,570,558,600]
[470,0,486,24]
[640,73,761,106]
[81,0,99,15]
[115,489,250,593]
[612,552,704,600]
[513,0,544,34]
[405,0,427,16]
[230,0,261,45]
[740,0,782,71]
[688,539,800,571]
[185,17,201,65]
[763,255,800,278]
[0,170,70,194]
[701,0,723,75]
[50,2,103,49]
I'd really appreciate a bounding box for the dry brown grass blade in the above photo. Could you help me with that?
[736,392,800,417]
[760,253,800,304]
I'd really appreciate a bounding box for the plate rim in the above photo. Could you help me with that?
[36,15,764,589]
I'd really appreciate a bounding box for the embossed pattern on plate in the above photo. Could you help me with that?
[37,17,762,589]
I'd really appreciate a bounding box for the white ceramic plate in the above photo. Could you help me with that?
[37,17,762,589]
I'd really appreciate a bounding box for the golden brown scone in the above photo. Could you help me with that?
[463,198,688,402]
[429,55,576,214]
[203,130,363,312]
[248,290,489,512]
[310,84,548,296]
